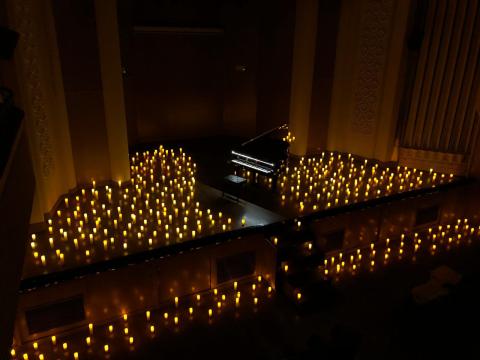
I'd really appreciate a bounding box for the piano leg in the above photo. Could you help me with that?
[272,174,278,191]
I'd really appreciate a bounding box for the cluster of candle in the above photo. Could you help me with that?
[25,146,244,277]
[239,152,454,213]
[282,131,296,143]
[10,277,273,360]
[278,218,479,294]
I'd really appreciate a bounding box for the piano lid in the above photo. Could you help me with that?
[232,124,289,165]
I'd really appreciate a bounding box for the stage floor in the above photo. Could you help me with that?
[166,136,458,218]
[23,136,458,281]
[22,182,283,280]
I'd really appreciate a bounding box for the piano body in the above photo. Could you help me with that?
[230,124,290,177]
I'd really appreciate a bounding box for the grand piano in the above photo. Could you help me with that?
[230,124,290,177]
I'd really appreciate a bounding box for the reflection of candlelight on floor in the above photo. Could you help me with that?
[316,218,479,282]
[11,277,273,359]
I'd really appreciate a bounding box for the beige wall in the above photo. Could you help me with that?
[6,0,132,222]
[94,0,131,183]
[6,0,77,222]
[328,0,411,161]
[52,0,112,185]
[288,0,319,156]
[308,0,342,152]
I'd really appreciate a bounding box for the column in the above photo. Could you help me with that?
[7,0,76,221]
[95,0,130,183]
[328,0,410,161]
[288,0,319,156]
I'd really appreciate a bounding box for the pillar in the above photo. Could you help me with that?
[288,0,319,156]
[328,0,411,161]
[95,0,130,183]
[52,0,130,185]
[7,0,76,222]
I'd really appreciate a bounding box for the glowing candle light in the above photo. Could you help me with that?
[51,335,57,345]
[104,344,109,353]
[146,311,150,320]
[62,342,68,350]
[86,337,91,346]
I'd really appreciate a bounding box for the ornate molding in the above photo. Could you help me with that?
[352,0,395,135]
[10,0,55,177]
[398,147,466,175]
